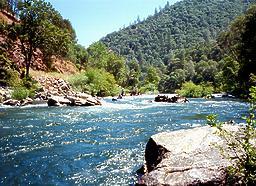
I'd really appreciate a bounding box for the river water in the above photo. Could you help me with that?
[0,95,249,185]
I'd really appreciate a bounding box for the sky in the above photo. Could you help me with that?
[46,0,180,48]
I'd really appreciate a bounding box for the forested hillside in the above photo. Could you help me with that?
[101,0,253,67]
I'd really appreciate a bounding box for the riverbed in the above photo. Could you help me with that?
[0,95,249,185]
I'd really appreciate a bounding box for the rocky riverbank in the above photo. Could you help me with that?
[137,125,240,186]
[0,76,102,107]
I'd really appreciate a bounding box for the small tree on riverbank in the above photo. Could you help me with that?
[12,0,73,78]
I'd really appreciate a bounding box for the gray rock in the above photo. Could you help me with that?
[86,96,102,106]
[65,96,88,106]
[47,95,102,107]
[138,126,239,186]
[0,87,12,101]
[3,99,20,106]
[20,98,33,106]
[47,96,71,106]
[76,92,91,99]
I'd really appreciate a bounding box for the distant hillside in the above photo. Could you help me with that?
[101,0,255,67]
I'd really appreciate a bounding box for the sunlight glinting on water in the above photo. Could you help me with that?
[0,96,249,185]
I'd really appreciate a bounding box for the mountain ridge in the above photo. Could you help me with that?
[101,0,254,67]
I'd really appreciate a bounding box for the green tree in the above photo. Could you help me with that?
[159,69,186,93]
[105,52,127,86]
[87,42,108,69]
[194,60,218,84]
[84,68,119,97]
[144,66,160,85]
[218,5,256,96]
[73,44,88,70]
[13,0,73,78]
[86,42,128,86]
[238,6,256,92]
[0,0,7,10]
[221,56,240,93]
[127,59,141,87]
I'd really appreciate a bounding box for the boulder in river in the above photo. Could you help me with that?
[47,96,71,106]
[3,99,20,106]
[3,98,36,106]
[47,95,102,107]
[137,125,240,186]
[154,95,189,103]
[20,98,33,106]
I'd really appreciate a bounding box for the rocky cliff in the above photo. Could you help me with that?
[137,126,240,185]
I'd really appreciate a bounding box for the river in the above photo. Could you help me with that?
[0,95,249,185]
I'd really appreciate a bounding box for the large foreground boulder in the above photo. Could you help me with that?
[137,126,239,186]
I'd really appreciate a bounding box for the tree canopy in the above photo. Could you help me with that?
[218,5,256,96]
[6,0,75,78]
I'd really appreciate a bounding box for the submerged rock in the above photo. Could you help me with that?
[137,126,239,186]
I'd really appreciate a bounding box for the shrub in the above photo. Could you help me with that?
[67,68,119,97]
[208,86,256,184]
[67,73,89,92]
[0,54,21,87]
[5,68,21,87]
[85,68,119,97]
[139,83,158,94]
[177,81,214,98]
[11,86,29,100]
[202,84,214,97]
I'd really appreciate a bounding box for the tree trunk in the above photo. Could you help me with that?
[25,62,30,79]
[25,48,33,79]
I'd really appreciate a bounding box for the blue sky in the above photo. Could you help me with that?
[46,0,180,47]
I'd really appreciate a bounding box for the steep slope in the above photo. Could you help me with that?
[101,0,254,67]
[0,10,78,74]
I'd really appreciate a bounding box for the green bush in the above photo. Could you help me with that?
[177,81,214,98]
[202,84,214,97]
[210,86,256,184]
[67,73,89,92]
[5,68,21,87]
[85,68,119,97]
[67,68,119,97]
[0,0,7,10]
[139,83,158,94]
[0,54,21,87]
[11,86,29,100]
